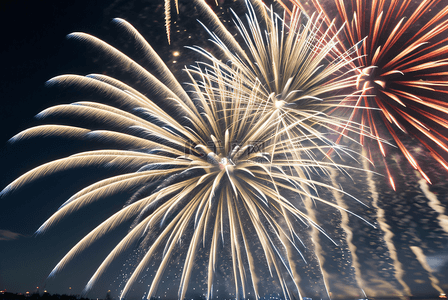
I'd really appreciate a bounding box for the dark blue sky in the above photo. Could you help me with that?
[0,0,172,297]
[1,0,448,299]
[0,0,224,297]
[0,0,105,297]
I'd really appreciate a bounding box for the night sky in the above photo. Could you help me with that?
[0,0,238,298]
[0,0,188,297]
[1,0,448,299]
[0,0,107,297]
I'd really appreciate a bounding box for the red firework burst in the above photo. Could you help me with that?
[279,0,448,189]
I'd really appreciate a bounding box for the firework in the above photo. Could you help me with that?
[186,0,383,183]
[281,0,448,188]
[164,0,178,44]
[1,7,373,300]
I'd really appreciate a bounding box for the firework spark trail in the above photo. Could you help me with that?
[418,176,448,235]
[384,154,448,295]
[410,246,445,294]
[329,168,368,295]
[281,0,448,186]
[298,182,331,299]
[362,148,411,297]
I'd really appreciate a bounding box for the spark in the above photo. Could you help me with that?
[410,246,445,294]
[362,149,411,296]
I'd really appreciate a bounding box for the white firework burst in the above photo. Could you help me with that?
[2,3,374,300]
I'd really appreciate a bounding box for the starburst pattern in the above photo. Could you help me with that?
[1,10,371,300]
[282,0,448,188]
[190,1,376,167]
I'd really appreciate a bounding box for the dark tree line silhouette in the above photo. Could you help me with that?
[0,292,106,300]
